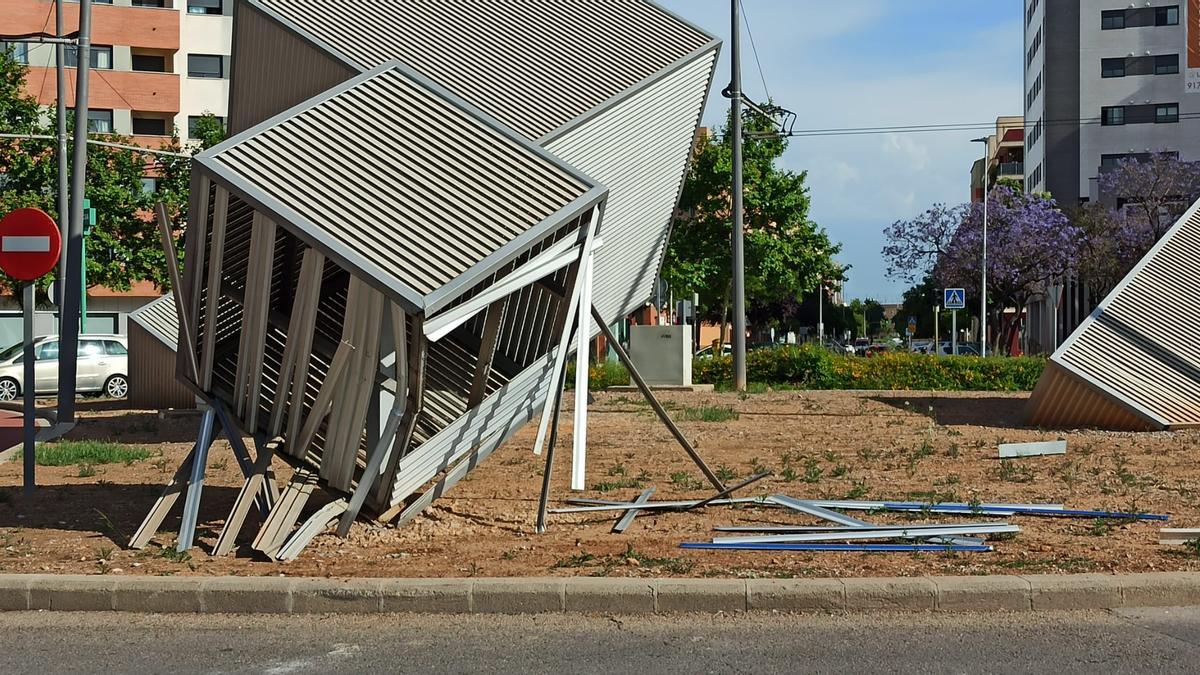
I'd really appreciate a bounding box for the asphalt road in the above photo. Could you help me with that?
[1,607,1199,673]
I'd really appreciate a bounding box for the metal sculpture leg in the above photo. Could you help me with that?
[176,408,217,552]
[535,368,568,534]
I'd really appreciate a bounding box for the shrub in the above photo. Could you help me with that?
[696,349,1044,392]
[568,347,1044,392]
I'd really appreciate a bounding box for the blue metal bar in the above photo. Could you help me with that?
[681,542,992,552]
[874,503,1168,521]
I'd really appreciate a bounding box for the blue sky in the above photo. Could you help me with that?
[657,1,1024,302]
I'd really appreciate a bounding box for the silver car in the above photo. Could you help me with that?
[0,334,129,401]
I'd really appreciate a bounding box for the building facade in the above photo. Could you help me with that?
[1025,0,1200,204]
[969,115,1026,202]
[7,0,232,145]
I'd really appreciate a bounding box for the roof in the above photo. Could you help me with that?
[199,63,605,311]
[128,295,179,350]
[1044,197,1200,428]
[248,0,716,141]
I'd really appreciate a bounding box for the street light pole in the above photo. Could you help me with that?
[57,0,92,424]
[730,0,747,391]
[971,137,989,357]
[55,0,68,317]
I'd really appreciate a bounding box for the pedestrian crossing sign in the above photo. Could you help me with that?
[944,288,966,310]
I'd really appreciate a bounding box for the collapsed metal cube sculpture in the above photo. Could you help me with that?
[135,1,719,556]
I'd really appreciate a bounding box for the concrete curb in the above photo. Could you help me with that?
[0,573,1198,614]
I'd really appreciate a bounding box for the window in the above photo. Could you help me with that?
[87,109,114,133]
[1026,73,1042,110]
[132,117,166,135]
[1027,118,1043,149]
[1156,5,1180,26]
[80,341,105,358]
[1101,106,1125,126]
[1155,54,1179,75]
[187,54,223,78]
[131,54,166,72]
[188,115,226,137]
[1026,163,1043,193]
[65,45,113,69]
[1,41,29,65]
[140,177,158,194]
[104,341,127,356]
[35,341,59,361]
[1026,28,1042,67]
[1156,103,1179,123]
[1101,57,1126,78]
[131,0,166,6]
[1102,9,1125,29]
[188,0,223,15]
[1026,0,1039,27]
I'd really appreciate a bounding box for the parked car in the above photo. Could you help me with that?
[0,334,129,401]
[695,343,732,359]
[937,341,981,357]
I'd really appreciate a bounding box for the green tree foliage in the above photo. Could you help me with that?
[663,110,843,336]
[0,47,222,295]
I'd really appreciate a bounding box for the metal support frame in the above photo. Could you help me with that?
[590,305,726,492]
[175,407,217,551]
[535,356,569,534]
[571,250,593,491]
[336,403,404,536]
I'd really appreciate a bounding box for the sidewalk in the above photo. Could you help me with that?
[1,573,1197,614]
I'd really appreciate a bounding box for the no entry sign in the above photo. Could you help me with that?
[0,208,62,281]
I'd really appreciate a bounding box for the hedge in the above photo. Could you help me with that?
[575,345,1045,392]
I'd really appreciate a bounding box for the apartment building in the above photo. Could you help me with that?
[1,0,232,343]
[969,115,1026,202]
[1024,0,1200,204]
[6,0,232,145]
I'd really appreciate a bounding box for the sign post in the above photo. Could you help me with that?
[0,208,64,494]
[944,288,966,356]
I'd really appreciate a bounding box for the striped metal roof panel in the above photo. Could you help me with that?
[128,295,179,350]
[249,0,715,140]
[201,64,600,305]
[1046,198,1200,428]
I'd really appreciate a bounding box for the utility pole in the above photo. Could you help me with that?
[730,0,747,391]
[55,0,68,317]
[57,0,91,424]
[816,282,824,345]
[971,136,989,357]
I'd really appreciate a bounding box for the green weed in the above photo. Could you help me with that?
[19,441,150,467]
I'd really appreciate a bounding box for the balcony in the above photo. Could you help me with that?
[11,1,179,50]
[23,68,180,114]
[995,161,1024,177]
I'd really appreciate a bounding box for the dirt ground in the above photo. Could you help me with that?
[0,389,1197,580]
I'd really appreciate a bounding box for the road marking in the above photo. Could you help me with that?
[1,236,51,252]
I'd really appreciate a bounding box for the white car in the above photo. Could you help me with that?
[0,334,129,401]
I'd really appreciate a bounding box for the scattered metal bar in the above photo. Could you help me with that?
[1160,528,1200,545]
[683,471,772,512]
[999,440,1067,458]
[715,522,1013,533]
[767,495,984,548]
[712,524,1019,545]
[551,497,768,514]
[681,542,993,553]
[612,488,656,533]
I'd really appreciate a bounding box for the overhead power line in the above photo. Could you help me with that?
[746,113,1200,139]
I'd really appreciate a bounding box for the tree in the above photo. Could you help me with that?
[936,186,1079,353]
[664,110,843,342]
[880,202,965,285]
[0,48,217,296]
[1070,202,1155,299]
[1098,153,1200,240]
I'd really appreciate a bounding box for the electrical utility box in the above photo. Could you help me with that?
[628,325,692,386]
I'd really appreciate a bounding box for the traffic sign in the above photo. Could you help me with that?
[944,288,966,310]
[906,316,917,335]
[0,208,62,281]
